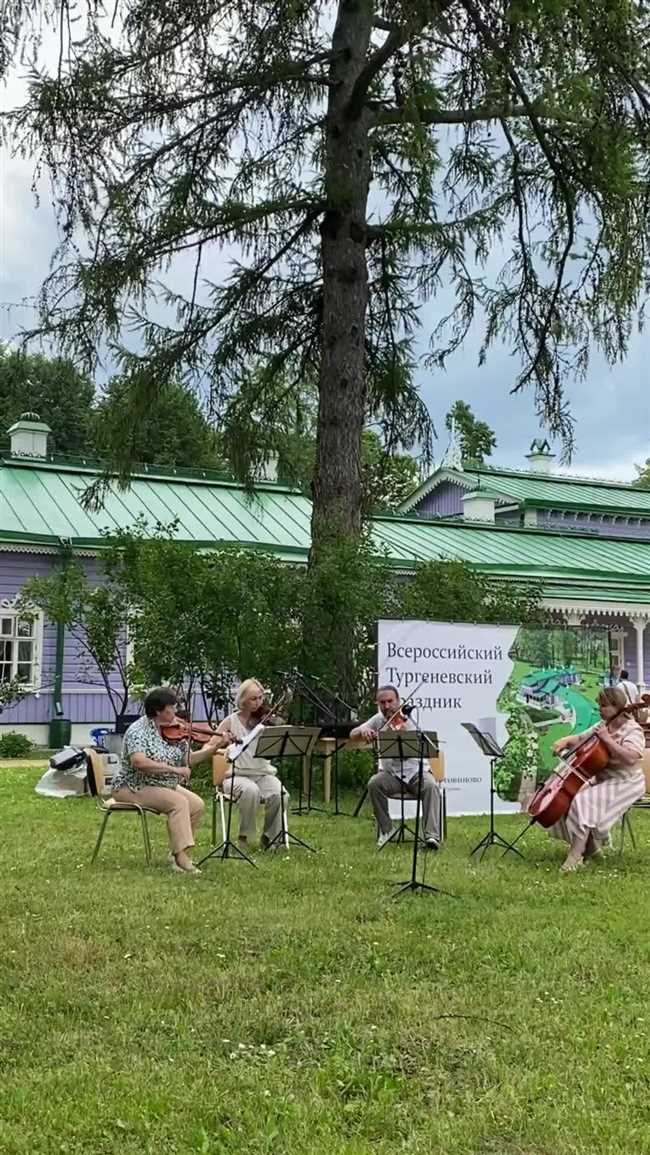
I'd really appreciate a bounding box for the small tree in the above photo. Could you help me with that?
[361,431,420,513]
[20,563,132,724]
[445,401,497,467]
[0,345,95,456]
[300,534,399,709]
[494,704,543,803]
[91,376,225,471]
[103,525,302,718]
[634,459,650,489]
[0,677,27,716]
[400,559,542,626]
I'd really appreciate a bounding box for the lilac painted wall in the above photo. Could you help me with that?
[622,630,650,684]
[537,510,650,540]
[0,551,123,728]
[578,612,650,683]
[0,550,217,731]
[414,482,465,517]
[415,493,650,540]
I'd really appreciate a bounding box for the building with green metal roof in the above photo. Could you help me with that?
[0,416,648,740]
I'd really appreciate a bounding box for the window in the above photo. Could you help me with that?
[0,614,38,686]
[608,630,626,670]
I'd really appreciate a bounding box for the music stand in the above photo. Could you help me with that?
[384,730,456,899]
[462,722,524,860]
[254,725,320,852]
[374,730,429,849]
[286,668,355,816]
[197,727,262,869]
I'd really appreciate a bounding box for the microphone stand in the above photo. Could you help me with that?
[279,667,356,816]
[309,672,356,817]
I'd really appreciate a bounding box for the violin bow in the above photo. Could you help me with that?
[376,682,424,734]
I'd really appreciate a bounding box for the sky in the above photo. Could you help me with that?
[1,49,649,484]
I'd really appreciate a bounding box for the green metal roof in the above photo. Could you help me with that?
[371,516,650,589]
[400,464,650,516]
[0,458,312,561]
[1,456,650,602]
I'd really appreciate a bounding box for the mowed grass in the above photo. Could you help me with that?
[3,769,650,1154]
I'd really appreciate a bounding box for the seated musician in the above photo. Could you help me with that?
[550,686,645,873]
[112,686,231,875]
[216,678,289,851]
[350,684,442,850]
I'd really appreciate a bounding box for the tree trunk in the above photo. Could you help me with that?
[310,0,374,560]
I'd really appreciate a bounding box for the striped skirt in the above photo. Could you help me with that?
[549,766,645,845]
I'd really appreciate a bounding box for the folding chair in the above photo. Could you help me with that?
[619,750,650,854]
[211,752,228,845]
[383,759,447,844]
[86,748,158,866]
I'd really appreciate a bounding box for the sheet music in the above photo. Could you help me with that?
[461,722,503,758]
[227,722,265,763]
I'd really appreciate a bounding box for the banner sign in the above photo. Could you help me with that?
[377,619,519,815]
[377,619,612,817]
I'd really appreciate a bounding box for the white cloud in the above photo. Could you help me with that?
[554,457,645,485]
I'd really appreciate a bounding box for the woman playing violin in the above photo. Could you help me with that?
[550,686,646,873]
[112,686,232,875]
[216,678,289,851]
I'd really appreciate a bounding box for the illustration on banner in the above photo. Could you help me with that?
[495,625,613,804]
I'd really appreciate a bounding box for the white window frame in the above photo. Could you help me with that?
[0,598,44,690]
[608,629,626,670]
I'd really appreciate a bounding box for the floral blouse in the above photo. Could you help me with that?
[112,716,185,791]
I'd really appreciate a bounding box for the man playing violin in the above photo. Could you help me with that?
[351,684,442,850]
[215,678,289,851]
[549,685,646,872]
[112,686,232,875]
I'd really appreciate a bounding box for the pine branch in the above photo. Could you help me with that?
[375,102,536,127]
[348,26,408,116]
[373,18,398,33]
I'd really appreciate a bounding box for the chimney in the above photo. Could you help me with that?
[260,453,278,482]
[462,489,495,522]
[8,411,51,459]
[526,438,555,474]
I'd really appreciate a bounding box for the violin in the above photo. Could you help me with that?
[247,688,290,728]
[160,717,220,744]
[382,703,415,731]
[527,694,650,828]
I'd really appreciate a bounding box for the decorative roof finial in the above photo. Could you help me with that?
[440,415,464,471]
[529,437,552,455]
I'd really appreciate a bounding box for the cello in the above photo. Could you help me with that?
[527,693,650,828]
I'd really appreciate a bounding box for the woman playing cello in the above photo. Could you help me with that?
[550,686,646,872]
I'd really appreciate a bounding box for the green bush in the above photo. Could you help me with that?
[0,731,35,759]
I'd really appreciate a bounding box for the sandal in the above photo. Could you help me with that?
[170,857,201,876]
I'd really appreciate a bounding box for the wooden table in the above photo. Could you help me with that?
[301,738,445,806]
[302,737,357,805]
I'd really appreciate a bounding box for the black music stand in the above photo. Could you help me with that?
[374,730,428,850]
[254,725,320,852]
[285,668,355,816]
[284,670,332,816]
[384,730,455,899]
[197,727,261,869]
[462,722,524,860]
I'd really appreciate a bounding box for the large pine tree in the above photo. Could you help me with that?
[4,1,650,555]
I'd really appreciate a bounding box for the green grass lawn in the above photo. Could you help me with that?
[3,767,650,1154]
